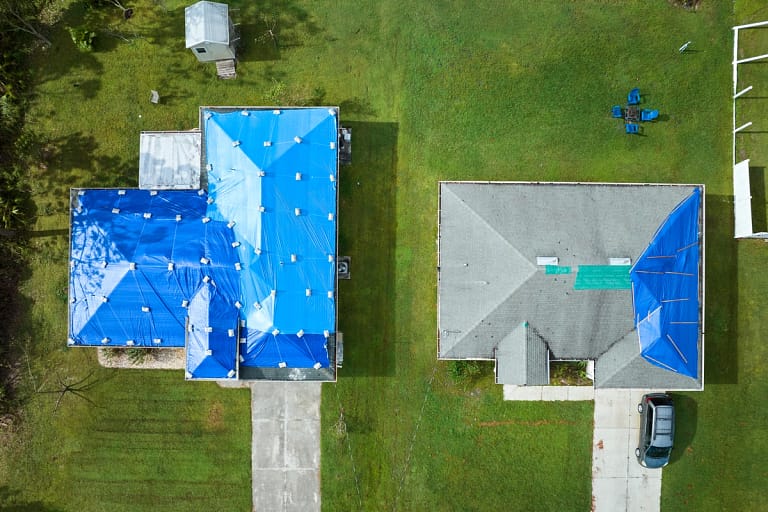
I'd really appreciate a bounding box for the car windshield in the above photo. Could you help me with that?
[647,446,671,459]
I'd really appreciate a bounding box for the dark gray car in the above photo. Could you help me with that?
[635,393,674,468]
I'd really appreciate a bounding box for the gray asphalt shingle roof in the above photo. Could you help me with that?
[437,182,703,390]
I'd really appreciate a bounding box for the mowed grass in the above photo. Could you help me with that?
[2,352,252,510]
[3,0,762,511]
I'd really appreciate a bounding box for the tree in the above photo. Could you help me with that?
[0,0,53,47]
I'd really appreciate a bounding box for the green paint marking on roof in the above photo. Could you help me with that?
[545,265,571,274]
[574,265,631,290]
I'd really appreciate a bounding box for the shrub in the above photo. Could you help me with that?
[67,26,96,51]
[449,360,482,383]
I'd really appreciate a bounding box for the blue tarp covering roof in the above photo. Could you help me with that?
[631,187,702,378]
[186,281,239,379]
[203,107,338,369]
[69,189,240,361]
[69,107,338,378]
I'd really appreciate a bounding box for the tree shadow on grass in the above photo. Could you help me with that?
[34,132,137,194]
[703,195,738,384]
[0,487,64,511]
[337,122,398,377]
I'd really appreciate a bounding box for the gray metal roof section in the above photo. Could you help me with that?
[185,1,230,47]
[139,131,201,190]
[437,182,702,390]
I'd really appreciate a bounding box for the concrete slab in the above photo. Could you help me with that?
[594,389,632,428]
[252,470,287,511]
[592,477,628,511]
[251,381,322,512]
[627,473,662,512]
[503,385,542,401]
[541,385,569,401]
[285,419,320,468]
[284,470,321,511]
[592,427,631,478]
[252,382,288,420]
[567,386,595,401]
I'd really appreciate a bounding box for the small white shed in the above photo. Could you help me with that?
[185,1,236,63]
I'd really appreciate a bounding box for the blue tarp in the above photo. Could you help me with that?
[69,107,338,376]
[186,281,239,379]
[630,187,702,378]
[69,189,240,362]
[203,108,338,368]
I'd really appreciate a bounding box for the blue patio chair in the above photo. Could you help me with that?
[641,109,658,122]
[612,105,623,118]
[626,123,640,134]
[628,88,641,105]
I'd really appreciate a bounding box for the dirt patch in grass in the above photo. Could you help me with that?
[478,419,579,427]
[206,400,225,431]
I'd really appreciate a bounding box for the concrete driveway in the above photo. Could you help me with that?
[251,381,321,512]
[592,388,662,512]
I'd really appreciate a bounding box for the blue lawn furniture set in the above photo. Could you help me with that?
[612,88,658,134]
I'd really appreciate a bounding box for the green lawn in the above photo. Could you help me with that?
[4,0,767,510]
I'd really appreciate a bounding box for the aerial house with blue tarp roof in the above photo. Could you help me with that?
[437,182,704,390]
[68,106,341,382]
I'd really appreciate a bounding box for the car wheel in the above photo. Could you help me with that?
[637,403,643,413]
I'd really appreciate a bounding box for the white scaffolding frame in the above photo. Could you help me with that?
[732,21,768,238]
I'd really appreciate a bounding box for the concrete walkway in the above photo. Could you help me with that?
[251,381,321,512]
[503,386,663,512]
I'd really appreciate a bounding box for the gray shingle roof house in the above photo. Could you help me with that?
[437,182,704,390]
